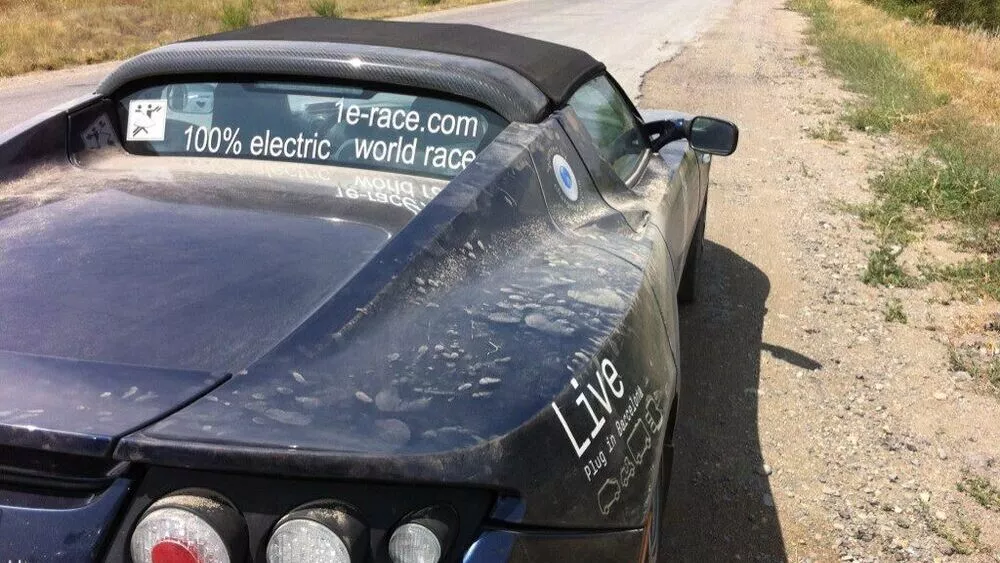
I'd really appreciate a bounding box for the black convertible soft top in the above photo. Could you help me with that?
[187,17,605,107]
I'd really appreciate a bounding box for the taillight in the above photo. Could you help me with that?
[265,504,368,563]
[387,506,457,563]
[130,491,247,563]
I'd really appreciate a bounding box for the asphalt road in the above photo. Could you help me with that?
[0,0,732,133]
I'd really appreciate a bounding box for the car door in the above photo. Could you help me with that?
[558,73,700,285]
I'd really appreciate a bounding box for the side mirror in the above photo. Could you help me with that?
[644,115,739,156]
[687,116,739,156]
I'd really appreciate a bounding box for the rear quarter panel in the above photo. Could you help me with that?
[113,116,678,530]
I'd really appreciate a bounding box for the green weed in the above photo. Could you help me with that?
[863,246,914,287]
[952,226,1000,257]
[807,122,848,142]
[918,499,985,556]
[220,0,254,30]
[884,297,908,323]
[958,475,1000,511]
[949,347,1000,392]
[309,0,341,17]
[936,259,1000,301]
[872,150,1000,228]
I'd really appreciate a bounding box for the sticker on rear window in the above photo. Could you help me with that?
[117,82,510,179]
[126,100,167,142]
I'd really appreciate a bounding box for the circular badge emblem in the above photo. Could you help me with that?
[552,154,579,202]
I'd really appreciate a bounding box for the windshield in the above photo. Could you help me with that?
[117,81,509,179]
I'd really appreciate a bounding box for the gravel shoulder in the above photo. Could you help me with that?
[642,0,1000,560]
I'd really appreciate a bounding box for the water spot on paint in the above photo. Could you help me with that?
[375,388,402,411]
[264,408,311,426]
[524,313,575,336]
[487,312,522,324]
[375,418,411,446]
[568,288,627,310]
[296,396,321,408]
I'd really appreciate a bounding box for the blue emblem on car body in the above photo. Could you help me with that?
[552,154,579,202]
[559,167,573,186]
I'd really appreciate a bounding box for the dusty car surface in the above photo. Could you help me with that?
[0,17,737,563]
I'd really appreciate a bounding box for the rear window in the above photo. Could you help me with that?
[117,81,509,178]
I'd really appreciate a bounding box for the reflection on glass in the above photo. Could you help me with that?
[567,75,647,182]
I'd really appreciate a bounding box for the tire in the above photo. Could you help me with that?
[676,200,706,305]
[646,445,673,562]
[647,466,664,562]
[647,401,677,562]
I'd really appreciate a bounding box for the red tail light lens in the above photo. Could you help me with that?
[130,492,246,563]
[150,539,201,563]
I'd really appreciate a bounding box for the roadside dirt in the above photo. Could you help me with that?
[641,0,1000,560]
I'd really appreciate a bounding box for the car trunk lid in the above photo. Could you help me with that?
[0,162,432,373]
[0,351,224,457]
[0,160,445,455]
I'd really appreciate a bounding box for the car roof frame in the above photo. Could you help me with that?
[97,40,553,123]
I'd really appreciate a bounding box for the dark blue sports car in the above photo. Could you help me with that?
[0,17,737,563]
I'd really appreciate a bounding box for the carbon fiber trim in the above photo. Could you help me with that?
[95,40,550,123]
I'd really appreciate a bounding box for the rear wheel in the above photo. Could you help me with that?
[646,451,672,562]
[647,401,677,562]
[676,200,706,305]
[647,470,663,562]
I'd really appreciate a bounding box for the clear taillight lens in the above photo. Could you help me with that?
[130,492,245,563]
[387,506,456,563]
[265,505,367,563]
[387,522,442,563]
[267,519,351,562]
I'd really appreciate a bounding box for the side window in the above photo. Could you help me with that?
[566,75,648,183]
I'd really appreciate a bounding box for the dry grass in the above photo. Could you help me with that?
[794,0,1000,300]
[0,0,497,77]
[825,0,1000,128]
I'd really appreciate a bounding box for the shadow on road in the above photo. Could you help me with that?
[660,240,795,562]
[761,343,822,372]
